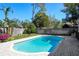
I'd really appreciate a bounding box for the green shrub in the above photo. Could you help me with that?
[23,28,31,34]
[1,34,38,42]
[14,34,28,39]
[30,24,36,33]
[23,28,27,34]
[23,23,36,34]
[5,37,15,42]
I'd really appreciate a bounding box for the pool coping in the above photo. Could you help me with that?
[0,35,63,56]
[11,35,50,56]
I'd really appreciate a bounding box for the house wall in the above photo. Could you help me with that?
[12,28,24,36]
[0,28,6,33]
[0,28,24,36]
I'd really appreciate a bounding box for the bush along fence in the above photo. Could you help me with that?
[0,34,11,42]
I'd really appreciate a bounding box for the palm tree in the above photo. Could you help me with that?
[0,7,13,34]
[7,19,20,35]
[32,3,37,21]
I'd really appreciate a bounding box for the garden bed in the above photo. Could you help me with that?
[0,34,38,42]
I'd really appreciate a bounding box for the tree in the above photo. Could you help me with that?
[37,3,46,13]
[21,19,30,28]
[22,19,36,34]
[32,4,36,21]
[30,23,36,33]
[5,19,20,35]
[23,22,36,34]
[33,12,50,28]
[0,7,13,34]
[31,3,46,21]
[62,3,79,24]
[0,7,13,22]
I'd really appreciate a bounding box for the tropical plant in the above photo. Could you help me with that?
[0,7,13,34]
[7,19,21,34]
[0,34,10,42]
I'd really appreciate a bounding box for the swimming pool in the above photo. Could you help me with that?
[13,35,63,53]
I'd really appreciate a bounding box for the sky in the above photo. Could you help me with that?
[0,3,66,21]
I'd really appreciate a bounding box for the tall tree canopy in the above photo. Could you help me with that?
[0,7,13,21]
[62,3,79,24]
[33,12,50,28]
[32,3,46,21]
[37,3,46,13]
[0,7,13,27]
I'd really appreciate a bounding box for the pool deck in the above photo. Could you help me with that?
[0,35,79,56]
[48,36,79,56]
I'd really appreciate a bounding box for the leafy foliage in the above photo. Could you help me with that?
[62,3,79,24]
[48,15,63,28]
[5,34,38,42]
[23,22,36,34]
[0,20,4,27]
[37,3,46,13]
[0,34,10,42]
[33,12,50,28]
[21,20,30,28]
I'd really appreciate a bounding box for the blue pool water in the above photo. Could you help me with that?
[13,35,63,53]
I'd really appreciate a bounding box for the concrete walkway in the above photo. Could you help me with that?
[48,36,79,56]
